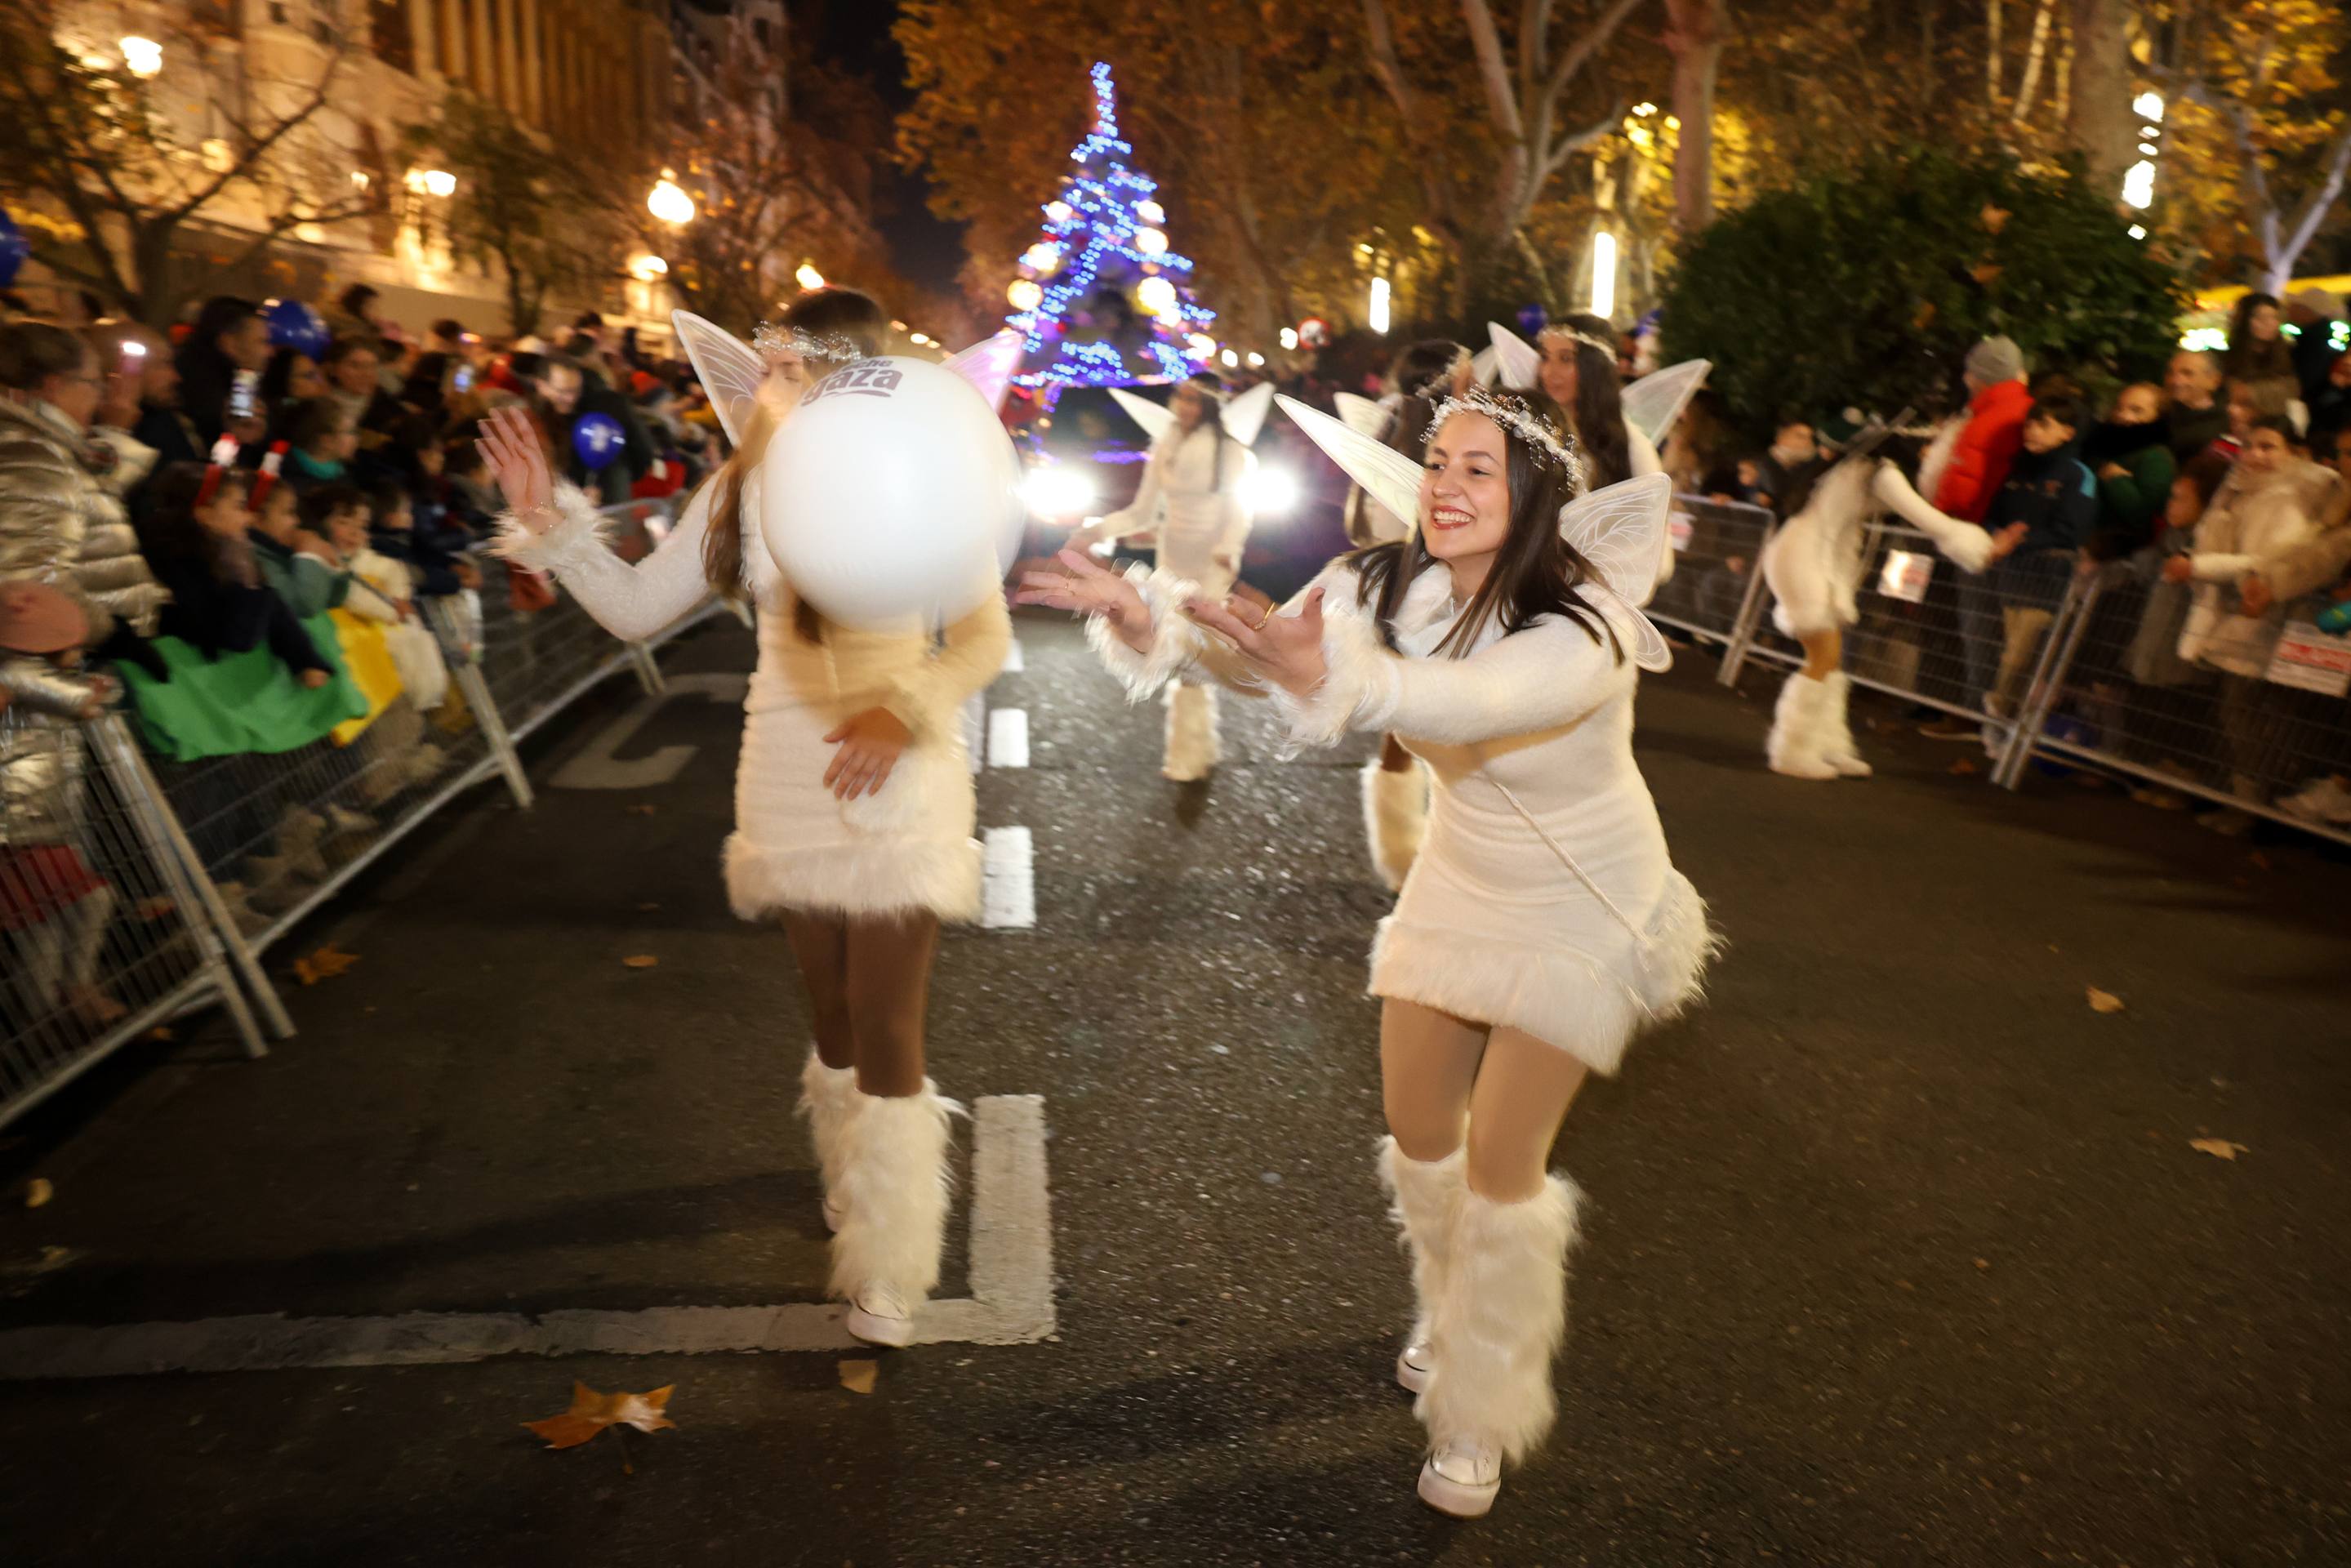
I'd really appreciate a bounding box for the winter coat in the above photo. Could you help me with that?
[174,341,245,448]
[1983,438,2099,559]
[2082,424,2177,562]
[2257,483,2351,602]
[368,519,471,599]
[79,425,171,637]
[1933,379,2034,523]
[2179,459,2339,677]
[249,530,351,618]
[146,536,330,678]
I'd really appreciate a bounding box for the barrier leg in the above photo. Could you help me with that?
[1994,574,2099,791]
[628,643,667,697]
[1718,523,1779,687]
[89,716,279,1051]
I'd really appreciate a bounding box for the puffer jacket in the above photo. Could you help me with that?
[80,425,170,636]
[2179,458,2339,676]
[1,396,122,853]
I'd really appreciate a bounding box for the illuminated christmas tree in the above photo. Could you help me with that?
[1006,62,1216,389]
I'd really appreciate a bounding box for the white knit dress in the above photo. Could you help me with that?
[1097,423,1255,600]
[1093,557,1714,1074]
[501,480,1009,922]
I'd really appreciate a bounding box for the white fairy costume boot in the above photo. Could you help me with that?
[1415,1175,1583,1518]
[1765,672,1840,781]
[830,1080,962,1348]
[1163,682,1220,782]
[1363,759,1431,892]
[1819,671,1873,778]
[1378,1138,1464,1396]
[797,1049,862,1234]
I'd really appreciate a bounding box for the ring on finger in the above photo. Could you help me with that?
[1250,602,1275,630]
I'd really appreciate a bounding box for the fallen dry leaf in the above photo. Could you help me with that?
[2189,1138,2248,1161]
[293,944,359,986]
[626,804,659,817]
[1970,262,2005,286]
[1980,203,2012,234]
[24,1178,52,1209]
[1949,757,1980,777]
[1974,1257,1991,1271]
[2086,987,2126,1014]
[621,955,660,969]
[839,1359,878,1395]
[1912,301,1937,332]
[523,1382,676,1453]
[636,902,661,912]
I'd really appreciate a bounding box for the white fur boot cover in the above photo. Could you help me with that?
[1820,671,1872,778]
[1418,1174,1583,1464]
[1765,673,1839,781]
[1163,683,1220,781]
[828,1081,962,1303]
[1379,1138,1465,1352]
[1362,759,1431,892]
[798,1050,862,1202]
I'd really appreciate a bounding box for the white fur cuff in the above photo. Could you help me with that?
[1267,621,1400,751]
[493,482,610,573]
[1084,564,1204,699]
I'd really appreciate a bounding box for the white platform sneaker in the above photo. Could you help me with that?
[845,1283,915,1348]
[1396,1340,1433,1394]
[1418,1437,1503,1517]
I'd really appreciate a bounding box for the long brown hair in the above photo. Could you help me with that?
[701,287,889,639]
[1545,314,1632,489]
[1348,388,1621,662]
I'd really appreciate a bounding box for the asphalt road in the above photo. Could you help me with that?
[2,611,2346,1568]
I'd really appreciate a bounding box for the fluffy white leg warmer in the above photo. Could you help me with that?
[1765,672,1840,781]
[828,1080,962,1303]
[798,1051,862,1221]
[1362,760,1431,893]
[1379,1138,1465,1351]
[1418,1175,1583,1465]
[1819,671,1873,778]
[1163,683,1220,782]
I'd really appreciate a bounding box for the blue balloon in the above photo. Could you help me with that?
[572,412,626,470]
[0,209,28,291]
[1515,301,1548,337]
[262,297,328,359]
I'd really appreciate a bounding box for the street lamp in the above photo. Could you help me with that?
[119,36,162,76]
[421,169,456,198]
[648,172,696,225]
[1368,276,1391,335]
[1588,231,1618,320]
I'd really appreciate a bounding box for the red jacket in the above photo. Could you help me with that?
[1933,379,2034,523]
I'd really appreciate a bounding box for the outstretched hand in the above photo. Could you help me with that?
[475,405,554,532]
[1183,584,1328,698]
[1013,550,1155,652]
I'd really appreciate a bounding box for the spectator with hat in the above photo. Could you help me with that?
[1932,336,2034,523]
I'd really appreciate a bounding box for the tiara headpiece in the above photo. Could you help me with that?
[1425,388,1588,490]
[750,324,870,365]
[1540,325,1618,359]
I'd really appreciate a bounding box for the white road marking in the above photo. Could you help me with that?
[979,826,1035,931]
[986,708,1030,768]
[1002,639,1025,673]
[550,673,749,791]
[0,1097,1054,1379]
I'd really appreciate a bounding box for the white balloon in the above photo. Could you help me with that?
[759,355,1022,630]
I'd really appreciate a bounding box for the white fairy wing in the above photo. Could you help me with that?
[1471,345,1500,387]
[1220,381,1276,448]
[1589,582,1676,673]
[673,310,767,449]
[1108,385,1177,445]
[1620,359,1711,448]
[942,330,1024,412]
[1276,394,1423,535]
[1333,390,1388,439]
[1485,323,1541,391]
[1558,470,1673,618]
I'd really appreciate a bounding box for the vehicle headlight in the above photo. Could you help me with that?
[1243,466,1300,517]
[1021,466,1097,518]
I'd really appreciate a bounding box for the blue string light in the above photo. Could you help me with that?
[1007,62,1216,391]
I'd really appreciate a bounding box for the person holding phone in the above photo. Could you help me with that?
[172,296,272,448]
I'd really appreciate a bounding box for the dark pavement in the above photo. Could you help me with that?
[2,611,2347,1567]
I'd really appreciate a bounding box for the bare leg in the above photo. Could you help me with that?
[843,910,940,1098]
[1380,998,1488,1160]
[1462,1028,1590,1201]
[780,910,854,1071]
[1798,626,1843,682]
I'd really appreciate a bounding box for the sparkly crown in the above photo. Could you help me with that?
[750,324,870,365]
[1426,388,1588,489]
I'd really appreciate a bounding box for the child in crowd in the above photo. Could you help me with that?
[325,497,450,714]
[1969,393,2099,728]
[249,479,351,618]
[277,397,358,494]
[140,463,332,687]
[364,483,479,599]
[2163,415,2340,833]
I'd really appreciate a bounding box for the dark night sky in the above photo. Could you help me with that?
[808,0,968,298]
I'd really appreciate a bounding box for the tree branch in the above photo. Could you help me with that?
[1460,0,1526,144]
[2280,121,2351,266]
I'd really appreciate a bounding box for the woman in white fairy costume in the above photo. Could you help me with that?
[1020,385,1718,1517]
[476,289,1012,1348]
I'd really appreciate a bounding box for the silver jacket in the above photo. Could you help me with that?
[1,396,119,849]
[80,425,170,637]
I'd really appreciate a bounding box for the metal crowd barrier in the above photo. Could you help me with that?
[1,498,725,1129]
[1680,495,2351,851]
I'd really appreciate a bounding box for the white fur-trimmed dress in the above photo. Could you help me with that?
[500,480,1009,922]
[1092,556,1714,1074]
